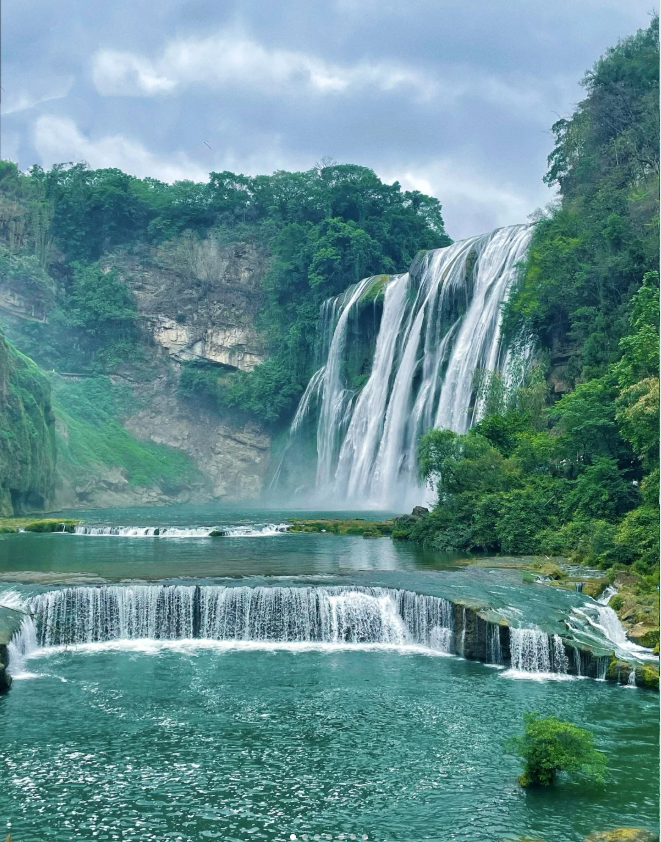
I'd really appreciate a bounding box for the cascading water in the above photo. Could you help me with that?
[13,585,456,653]
[279,224,533,508]
[7,585,640,681]
[72,524,290,538]
[509,629,569,675]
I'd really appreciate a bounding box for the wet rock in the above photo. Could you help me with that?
[584,829,658,842]
[411,506,429,518]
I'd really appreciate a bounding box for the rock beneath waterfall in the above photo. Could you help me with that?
[584,829,658,842]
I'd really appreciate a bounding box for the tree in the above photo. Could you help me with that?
[507,713,607,787]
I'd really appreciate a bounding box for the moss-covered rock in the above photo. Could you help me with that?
[288,518,394,536]
[581,577,609,599]
[636,663,660,691]
[0,332,56,515]
[627,624,659,648]
[584,829,658,842]
[0,517,80,533]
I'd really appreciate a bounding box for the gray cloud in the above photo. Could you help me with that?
[1,0,653,239]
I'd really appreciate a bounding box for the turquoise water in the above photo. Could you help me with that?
[2,644,658,841]
[0,506,658,841]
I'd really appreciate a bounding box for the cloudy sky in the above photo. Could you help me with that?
[1,0,653,239]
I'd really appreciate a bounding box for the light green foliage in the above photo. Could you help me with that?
[53,377,199,491]
[507,712,607,787]
[0,332,56,515]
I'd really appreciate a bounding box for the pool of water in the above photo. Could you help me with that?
[0,506,658,841]
[2,644,658,842]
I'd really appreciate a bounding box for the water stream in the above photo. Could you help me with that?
[278,224,533,508]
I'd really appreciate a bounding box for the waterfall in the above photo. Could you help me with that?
[72,524,290,538]
[509,628,568,674]
[486,623,502,665]
[280,223,533,509]
[14,585,456,653]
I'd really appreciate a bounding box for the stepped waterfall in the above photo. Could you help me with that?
[7,584,603,678]
[277,224,534,509]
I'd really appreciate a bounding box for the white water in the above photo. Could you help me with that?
[9,585,644,682]
[568,601,657,662]
[509,629,569,675]
[281,224,533,509]
[71,524,290,538]
[9,586,456,657]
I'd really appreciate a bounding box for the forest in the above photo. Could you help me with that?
[405,19,659,581]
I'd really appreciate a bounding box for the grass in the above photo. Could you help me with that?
[0,517,80,534]
[288,518,394,537]
[52,376,200,490]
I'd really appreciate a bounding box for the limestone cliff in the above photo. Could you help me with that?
[1,232,273,510]
[108,236,267,371]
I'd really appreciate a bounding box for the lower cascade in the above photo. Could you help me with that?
[14,585,456,652]
[71,524,290,538]
[4,584,604,679]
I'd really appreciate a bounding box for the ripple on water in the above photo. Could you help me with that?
[0,646,658,842]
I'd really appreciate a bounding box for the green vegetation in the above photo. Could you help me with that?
[53,376,199,492]
[0,160,450,423]
[0,331,56,515]
[0,517,79,534]
[409,19,659,587]
[288,518,394,537]
[507,713,607,787]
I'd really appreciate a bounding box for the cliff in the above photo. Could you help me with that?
[0,331,56,515]
[0,234,273,510]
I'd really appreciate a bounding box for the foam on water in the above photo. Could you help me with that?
[71,523,290,538]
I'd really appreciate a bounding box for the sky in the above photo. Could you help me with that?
[1,0,654,240]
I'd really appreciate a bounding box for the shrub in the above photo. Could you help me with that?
[507,712,607,787]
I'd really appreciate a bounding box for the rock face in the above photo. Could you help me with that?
[110,237,268,372]
[122,374,270,501]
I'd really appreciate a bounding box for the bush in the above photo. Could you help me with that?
[507,712,607,787]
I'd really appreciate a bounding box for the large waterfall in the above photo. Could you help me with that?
[278,223,533,509]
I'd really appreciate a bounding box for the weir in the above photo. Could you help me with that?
[7,584,644,684]
[278,224,534,509]
[72,524,290,538]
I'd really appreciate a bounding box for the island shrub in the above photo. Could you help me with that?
[507,712,607,787]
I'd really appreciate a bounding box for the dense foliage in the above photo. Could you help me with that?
[505,17,659,383]
[412,19,659,581]
[0,160,450,421]
[0,331,56,515]
[507,713,607,787]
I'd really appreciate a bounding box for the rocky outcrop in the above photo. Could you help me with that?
[0,605,25,693]
[109,237,268,372]
[122,371,270,502]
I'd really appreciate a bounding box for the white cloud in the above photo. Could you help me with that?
[92,32,438,100]
[1,76,74,116]
[33,115,209,183]
[381,158,553,240]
